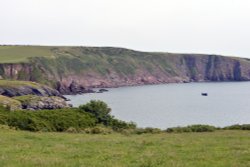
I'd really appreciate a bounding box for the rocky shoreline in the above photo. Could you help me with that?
[0,80,71,110]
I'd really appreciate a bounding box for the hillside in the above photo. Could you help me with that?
[1,45,250,94]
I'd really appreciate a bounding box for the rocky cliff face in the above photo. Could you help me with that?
[0,80,65,98]
[1,46,250,94]
[0,95,71,111]
[0,80,71,110]
[13,95,71,110]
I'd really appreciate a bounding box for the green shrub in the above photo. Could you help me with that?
[83,125,113,134]
[224,124,250,130]
[7,111,50,131]
[33,108,96,132]
[79,100,136,130]
[0,105,9,112]
[0,124,12,130]
[0,114,7,124]
[144,127,162,134]
[66,127,78,133]
[133,127,162,135]
[0,106,9,125]
[166,127,192,133]
[79,100,111,125]
[166,125,216,133]
[240,124,250,130]
[1,108,96,132]
[0,100,136,133]
[109,118,136,131]
[188,125,216,132]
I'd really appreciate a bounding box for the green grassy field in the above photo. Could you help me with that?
[0,80,41,88]
[0,128,249,167]
[0,46,54,63]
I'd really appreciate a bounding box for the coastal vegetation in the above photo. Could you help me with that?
[0,100,136,132]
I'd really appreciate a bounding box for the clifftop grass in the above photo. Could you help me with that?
[0,46,54,63]
[0,45,189,79]
[0,45,182,73]
[0,80,42,88]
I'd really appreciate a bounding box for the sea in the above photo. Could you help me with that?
[65,82,250,129]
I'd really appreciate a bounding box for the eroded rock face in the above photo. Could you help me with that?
[0,81,65,99]
[56,81,95,95]
[14,95,72,110]
[0,85,62,97]
[0,81,71,110]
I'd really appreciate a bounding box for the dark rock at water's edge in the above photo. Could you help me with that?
[56,81,96,95]
[97,89,109,93]
[0,84,66,99]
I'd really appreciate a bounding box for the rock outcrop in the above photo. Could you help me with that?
[0,95,71,111]
[0,80,71,110]
[0,80,65,98]
[56,81,95,95]
[0,95,22,111]
[13,95,72,110]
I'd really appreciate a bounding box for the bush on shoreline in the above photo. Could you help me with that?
[0,100,136,132]
[2,108,96,132]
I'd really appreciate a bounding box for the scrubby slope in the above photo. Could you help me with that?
[1,45,250,93]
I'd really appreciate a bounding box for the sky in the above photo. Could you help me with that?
[1,0,250,58]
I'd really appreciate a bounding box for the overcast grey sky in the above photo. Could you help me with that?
[1,0,250,58]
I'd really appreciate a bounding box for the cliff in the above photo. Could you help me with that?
[1,45,250,94]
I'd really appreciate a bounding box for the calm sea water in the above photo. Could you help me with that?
[65,82,250,129]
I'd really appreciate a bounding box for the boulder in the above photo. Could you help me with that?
[97,89,109,93]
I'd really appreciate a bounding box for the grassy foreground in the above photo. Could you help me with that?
[0,129,249,167]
